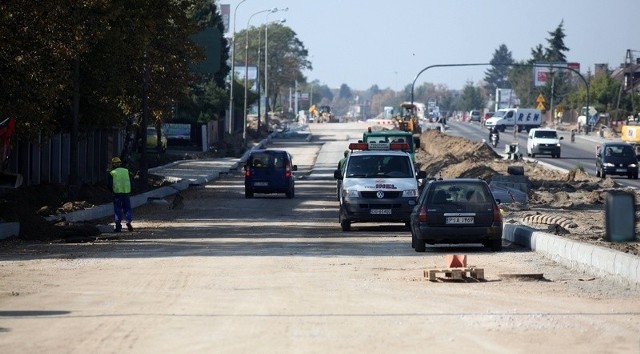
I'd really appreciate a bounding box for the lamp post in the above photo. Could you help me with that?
[229,0,247,135]
[264,11,287,132]
[243,8,277,143]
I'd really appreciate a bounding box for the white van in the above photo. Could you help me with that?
[527,128,563,158]
[484,108,542,132]
[333,142,427,231]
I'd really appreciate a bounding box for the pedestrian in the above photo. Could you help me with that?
[108,157,133,232]
[513,124,518,139]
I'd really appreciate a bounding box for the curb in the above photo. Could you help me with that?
[503,223,639,286]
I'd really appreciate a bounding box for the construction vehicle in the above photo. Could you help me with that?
[621,122,640,155]
[396,102,423,146]
[319,105,333,123]
[0,115,23,188]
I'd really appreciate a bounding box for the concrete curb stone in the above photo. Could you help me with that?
[503,223,639,286]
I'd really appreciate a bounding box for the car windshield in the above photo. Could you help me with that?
[428,183,492,204]
[345,155,412,178]
[493,111,507,118]
[534,131,558,139]
[605,145,635,157]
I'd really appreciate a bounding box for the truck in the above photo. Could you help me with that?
[362,128,417,163]
[621,123,640,155]
[483,108,543,132]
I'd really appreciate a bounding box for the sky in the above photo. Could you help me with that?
[220,0,640,92]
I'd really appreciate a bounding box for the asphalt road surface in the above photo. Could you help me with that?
[0,122,639,353]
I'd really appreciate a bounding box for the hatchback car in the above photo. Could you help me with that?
[410,178,503,252]
[595,143,639,179]
[244,149,297,198]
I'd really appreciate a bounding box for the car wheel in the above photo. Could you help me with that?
[340,219,351,231]
[411,232,416,249]
[490,239,503,252]
[414,239,426,252]
[601,168,606,178]
[635,173,639,180]
[531,153,536,158]
[245,188,253,198]
[286,186,294,199]
[596,168,601,177]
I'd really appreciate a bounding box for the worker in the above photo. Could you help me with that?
[108,157,133,233]
[337,150,349,174]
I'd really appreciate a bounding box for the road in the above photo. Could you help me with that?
[445,119,640,188]
[0,122,639,353]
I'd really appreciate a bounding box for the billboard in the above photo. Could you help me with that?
[533,62,581,87]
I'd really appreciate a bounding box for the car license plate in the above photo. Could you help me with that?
[616,168,627,172]
[446,216,474,224]
[254,182,268,187]
[370,209,392,215]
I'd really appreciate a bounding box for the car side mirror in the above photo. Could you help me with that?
[292,165,298,171]
[560,136,564,140]
[334,169,343,180]
[416,171,427,179]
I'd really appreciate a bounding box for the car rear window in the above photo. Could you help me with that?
[251,151,288,168]
[428,183,492,204]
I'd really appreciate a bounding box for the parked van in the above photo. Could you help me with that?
[484,108,542,132]
[333,142,427,231]
[527,128,563,158]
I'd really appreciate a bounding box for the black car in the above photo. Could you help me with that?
[410,178,503,252]
[244,149,297,198]
[595,143,639,179]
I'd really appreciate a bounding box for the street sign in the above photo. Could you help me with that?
[536,102,545,110]
[536,93,545,104]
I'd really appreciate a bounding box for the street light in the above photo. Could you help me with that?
[228,0,247,135]
[243,8,277,143]
[264,10,287,132]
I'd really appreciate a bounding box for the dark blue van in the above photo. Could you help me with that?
[244,150,297,198]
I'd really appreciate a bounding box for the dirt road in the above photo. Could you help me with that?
[1,127,639,353]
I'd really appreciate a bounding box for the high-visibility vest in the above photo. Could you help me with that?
[110,167,131,194]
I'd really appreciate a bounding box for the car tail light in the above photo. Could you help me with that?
[493,204,502,223]
[419,205,428,223]
[285,165,292,177]
[245,169,251,177]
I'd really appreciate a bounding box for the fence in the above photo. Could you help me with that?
[5,129,124,187]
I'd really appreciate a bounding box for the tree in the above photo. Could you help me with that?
[339,84,353,99]
[484,44,514,93]
[236,23,310,114]
[545,20,569,63]
[459,82,484,112]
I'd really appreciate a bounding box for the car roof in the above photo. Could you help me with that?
[349,150,410,157]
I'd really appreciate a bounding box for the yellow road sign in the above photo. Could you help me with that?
[536,94,545,104]
[536,102,545,110]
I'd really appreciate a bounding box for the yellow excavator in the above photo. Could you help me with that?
[396,102,422,146]
[0,115,23,189]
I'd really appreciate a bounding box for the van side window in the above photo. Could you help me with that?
[274,155,284,168]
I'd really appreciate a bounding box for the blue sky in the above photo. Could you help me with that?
[221,0,640,92]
